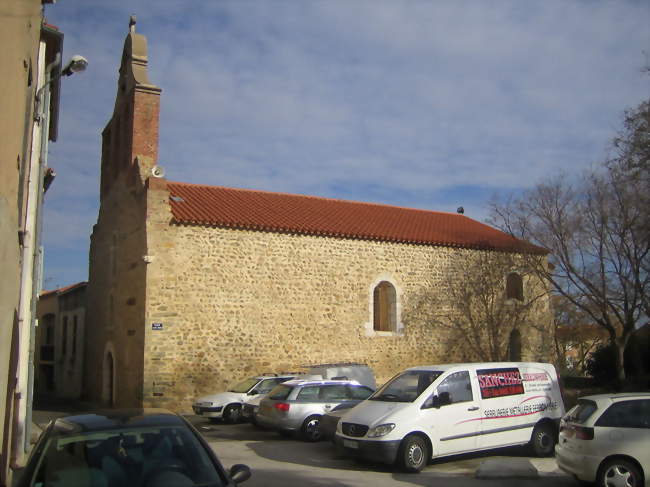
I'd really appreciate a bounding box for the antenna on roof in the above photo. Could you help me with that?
[129,15,137,33]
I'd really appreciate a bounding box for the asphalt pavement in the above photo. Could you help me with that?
[190,416,574,486]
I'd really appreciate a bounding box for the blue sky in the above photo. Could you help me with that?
[42,0,649,289]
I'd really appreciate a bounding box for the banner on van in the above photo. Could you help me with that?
[477,368,524,399]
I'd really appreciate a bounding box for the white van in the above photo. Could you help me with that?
[334,362,565,472]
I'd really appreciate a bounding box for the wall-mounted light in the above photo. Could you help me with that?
[61,55,88,77]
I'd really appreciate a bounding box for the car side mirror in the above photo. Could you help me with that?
[229,464,252,483]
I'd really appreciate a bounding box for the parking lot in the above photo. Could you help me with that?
[187,415,580,487]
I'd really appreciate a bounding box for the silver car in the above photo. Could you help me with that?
[555,393,650,487]
[256,379,374,441]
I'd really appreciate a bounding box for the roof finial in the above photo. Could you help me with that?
[129,15,137,33]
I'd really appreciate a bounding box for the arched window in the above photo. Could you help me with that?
[373,281,397,332]
[508,329,522,361]
[506,273,523,301]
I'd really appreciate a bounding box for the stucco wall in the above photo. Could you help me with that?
[141,183,552,411]
[0,0,44,481]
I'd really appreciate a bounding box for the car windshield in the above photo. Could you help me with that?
[369,370,442,402]
[29,425,225,487]
[228,377,261,393]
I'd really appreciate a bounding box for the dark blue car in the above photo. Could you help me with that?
[14,408,251,487]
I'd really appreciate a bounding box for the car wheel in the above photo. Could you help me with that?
[398,434,428,473]
[597,458,643,487]
[301,415,322,442]
[530,422,555,457]
[223,404,241,424]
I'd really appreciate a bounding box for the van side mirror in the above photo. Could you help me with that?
[422,392,452,409]
[422,394,441,409]
[438,391,451,406]
[420,394,440,409]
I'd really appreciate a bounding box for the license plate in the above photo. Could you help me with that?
[343,439,358,449]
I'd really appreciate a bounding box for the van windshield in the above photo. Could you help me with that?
[369,370,442,402]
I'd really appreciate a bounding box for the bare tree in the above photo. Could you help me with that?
[490,99,650,382]
[610,100,650,318]
[412,250,549,362]
[552,294,608,375]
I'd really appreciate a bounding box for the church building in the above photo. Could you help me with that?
[84,20,553,411]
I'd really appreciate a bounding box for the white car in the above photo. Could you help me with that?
[555,392,650,487]
[193,374,299,423]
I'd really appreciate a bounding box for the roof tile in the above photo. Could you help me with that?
[166,182,545,254]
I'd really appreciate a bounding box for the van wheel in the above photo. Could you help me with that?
[301,415,322,442]
[530,423,555,457]
[398,435,428,473]
[223,404,241,424]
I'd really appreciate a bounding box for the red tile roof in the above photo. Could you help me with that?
[166,182,545,254]
[40,281,87,298]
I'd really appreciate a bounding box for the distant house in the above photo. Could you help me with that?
[84,20,554,411]
[36,282,87,400]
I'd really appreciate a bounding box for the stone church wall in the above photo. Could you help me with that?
[141,184,552,410]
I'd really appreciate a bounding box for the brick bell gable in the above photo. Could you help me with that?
[99,16,162,200]
[164,181,546,254]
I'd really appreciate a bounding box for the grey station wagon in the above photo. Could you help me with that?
[256,379,374,441]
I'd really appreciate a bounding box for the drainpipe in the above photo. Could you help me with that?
[13,50,59,467]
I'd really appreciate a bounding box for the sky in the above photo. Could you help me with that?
[42,0,649,290]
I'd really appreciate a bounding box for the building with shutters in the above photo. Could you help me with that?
[35,282,87,401]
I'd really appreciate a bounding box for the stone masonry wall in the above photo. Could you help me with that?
[142,184,552,411]
[86,168,147,408]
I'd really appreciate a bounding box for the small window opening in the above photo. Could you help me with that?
[373,281,397,332]
[506,273,523,301]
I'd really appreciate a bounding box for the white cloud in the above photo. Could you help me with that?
[43,0,650,286]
